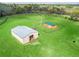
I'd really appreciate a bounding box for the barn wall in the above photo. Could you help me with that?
[28,32,38,39]
[11,31,24,44]
[33,32,38,39]
[24,37,29,43]
[24,32,38,43]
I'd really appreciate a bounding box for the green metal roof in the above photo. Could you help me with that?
[45,22,56,26]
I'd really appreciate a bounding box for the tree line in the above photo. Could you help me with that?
[0,3,79,21]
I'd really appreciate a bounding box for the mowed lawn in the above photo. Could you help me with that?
[0,14,79,57]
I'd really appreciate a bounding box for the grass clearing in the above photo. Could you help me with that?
[0,14,79,56]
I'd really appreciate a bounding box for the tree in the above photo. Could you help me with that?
[24,4,32,13]
[32,4,39,13]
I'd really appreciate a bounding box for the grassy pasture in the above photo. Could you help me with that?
[0,14,79,56]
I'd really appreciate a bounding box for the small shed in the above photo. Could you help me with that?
[11,26,38,44]
[43,22,57,29]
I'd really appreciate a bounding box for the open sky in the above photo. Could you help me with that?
[0,0,79,4]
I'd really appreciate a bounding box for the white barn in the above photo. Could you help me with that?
[11,26,38,44]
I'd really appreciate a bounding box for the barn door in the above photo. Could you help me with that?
[29,35,34,42]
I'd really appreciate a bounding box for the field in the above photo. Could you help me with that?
[0,14,79,56]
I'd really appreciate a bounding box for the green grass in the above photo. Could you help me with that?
[0,14,79,57]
